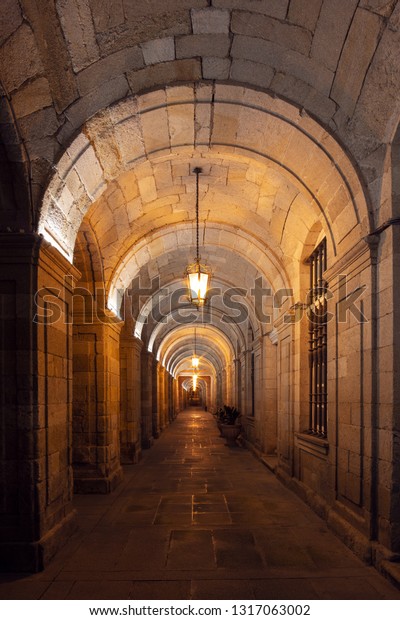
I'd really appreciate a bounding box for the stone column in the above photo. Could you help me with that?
[233,358,241,411]
[221,368,227,404]
[0,234,78,571]
[152,356,160,438]
[217,370,223,408]
[274,312,295,478]
[141,349,154,449]
[158,364,167,430]
[389,225,400,553]
[259,331,278,455]
[72,312,123,494]
[120,328,143,463]
[242,349,252,416]
[174,377,180,415]
[167,374,173,422]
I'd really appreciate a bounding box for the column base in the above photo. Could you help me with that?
[73,467,124,494]
[121,441,142,464]
[142,436,154,449]
[0,509,77,573]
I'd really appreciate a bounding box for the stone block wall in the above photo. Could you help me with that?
[0,235,78,571]
[73,316,123,493]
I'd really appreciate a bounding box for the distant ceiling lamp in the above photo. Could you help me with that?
[192,371,198,391]
[186,167,211,307]
[191,328,199,369]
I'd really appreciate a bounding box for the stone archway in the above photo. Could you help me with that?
[1,0,400,573]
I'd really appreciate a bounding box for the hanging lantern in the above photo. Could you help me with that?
[185,167,211,307]
[186,262,211,307]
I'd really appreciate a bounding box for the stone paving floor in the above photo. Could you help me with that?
[1,408,399,600]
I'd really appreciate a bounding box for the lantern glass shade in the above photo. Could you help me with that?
[186,262,210,306]
[191,355,199,369]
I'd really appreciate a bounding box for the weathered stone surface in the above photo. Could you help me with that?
[123,0,207,18]
[141,37,175,65]
[21,0,79,113]
[59,75,130,144]
[95,10,193,56]
[287,0,323,32]
[76,46,143,96]
[359,0,397,17]
[231,35,334,95]
[138,176,158,203]
[90,0,125,32]
[231,11,312,55]
[127,59,202,94]
[349,6,400,155]
[191,8,230,34]
[84,111,122,181]
[230,34,283,66]
[202,57,231,80]
[140,106,170,154]
[19,107,59,143]
[331,8,383,118]
[56,0,100,72]
[69,138,105,201]
[304,88,337,124]
[0,0,23,46]
[213,0,288,20]
[271,72,337,126]
[25,136,60,170]
[230,59,274,89]
[311,0,359,71]
[270,71,312,106]
[112,107,146,166]
[168,103,195,147]
[0,23,43,92]
[176,34,231,59]
[11,78,53,119]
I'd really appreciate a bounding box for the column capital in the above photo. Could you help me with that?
[121,333,144,352]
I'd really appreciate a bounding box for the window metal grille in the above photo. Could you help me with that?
[307,238,328,437]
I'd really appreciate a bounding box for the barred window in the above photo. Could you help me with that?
[308,239,328,437]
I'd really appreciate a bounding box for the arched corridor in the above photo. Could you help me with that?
[1,409,398,600]
[2,0,400,600]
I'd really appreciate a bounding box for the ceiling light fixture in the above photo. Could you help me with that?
[186,167,211,307]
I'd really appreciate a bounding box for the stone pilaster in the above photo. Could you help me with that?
[260,332,278,455]
[274,311,295,478]
[0,234,78,571]
[168,373,175,422]
[72,311,123,494]
[152,359,161,436]
[120,328,143,463]
[158,364,167,431]
[141,349,154,449]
